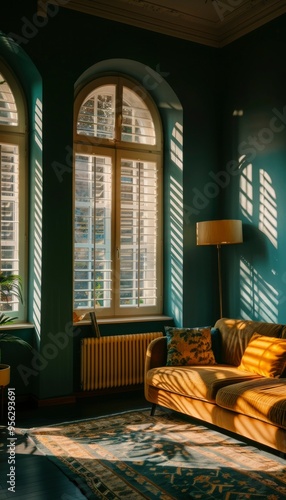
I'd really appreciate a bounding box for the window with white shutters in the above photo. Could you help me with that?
[74,76,162,318]
[74,153,113,310]
[0,68,26,319]
[0,77,18,126]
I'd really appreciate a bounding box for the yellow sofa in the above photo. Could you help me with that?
[144,318,286,454]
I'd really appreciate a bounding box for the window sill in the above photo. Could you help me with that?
[74,315,173,326]
[0,322,34,330]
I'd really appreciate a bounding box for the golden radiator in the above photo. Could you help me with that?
[81,332,163,391]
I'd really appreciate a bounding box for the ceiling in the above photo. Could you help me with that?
[38,0,286,47]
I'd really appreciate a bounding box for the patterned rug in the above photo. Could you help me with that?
[25,409,286,499]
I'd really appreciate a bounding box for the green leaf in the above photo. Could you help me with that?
[0,330,32,350]
[0,313,16,325]
[0,273,23,304]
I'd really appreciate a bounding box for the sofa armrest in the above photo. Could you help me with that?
[145,336,167,374]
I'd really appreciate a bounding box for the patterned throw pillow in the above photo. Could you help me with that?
[165,326,217,366]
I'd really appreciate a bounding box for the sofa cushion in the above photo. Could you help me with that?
[238,334,286,378]
[214,318,284,365]
[146,365,261,402]
[216,378,286,428]
[165,326,216,366]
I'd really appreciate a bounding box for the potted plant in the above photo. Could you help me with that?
[0,274,32,386]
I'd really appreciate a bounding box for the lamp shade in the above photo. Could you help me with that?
[196,220,243,246]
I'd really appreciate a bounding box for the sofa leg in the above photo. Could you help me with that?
[150,403,156,416]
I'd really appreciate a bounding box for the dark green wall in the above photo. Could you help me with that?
[2,2,285,400]
[220,16,286,322]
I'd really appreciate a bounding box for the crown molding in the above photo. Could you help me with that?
[217,0,286,46]
[38,0,286,48]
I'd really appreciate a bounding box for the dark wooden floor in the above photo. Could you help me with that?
[0,389,150,499]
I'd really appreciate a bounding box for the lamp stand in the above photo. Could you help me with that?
[196,220,243,319]
[217,244,223,318]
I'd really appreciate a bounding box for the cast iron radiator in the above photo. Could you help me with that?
[81,332,163,391]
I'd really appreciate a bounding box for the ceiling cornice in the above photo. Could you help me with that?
[216,0,286,46]
[38,0,286,48]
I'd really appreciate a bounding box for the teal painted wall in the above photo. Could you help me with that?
[2,3,285,400]
[220,16,286,322]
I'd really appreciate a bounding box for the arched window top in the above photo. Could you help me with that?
[0,71,18,126]
[122,86,155,145]
[77,84,115,139]
[76,77,158,147]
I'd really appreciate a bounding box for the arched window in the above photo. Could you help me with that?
[73,76,163,318]
[0,64,27,321]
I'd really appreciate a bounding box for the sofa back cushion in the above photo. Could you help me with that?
[214,318,284,366]
[281,326,286,339]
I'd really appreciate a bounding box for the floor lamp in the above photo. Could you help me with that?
[196,220,243,318]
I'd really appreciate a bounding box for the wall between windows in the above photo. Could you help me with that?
[1,3,286,400]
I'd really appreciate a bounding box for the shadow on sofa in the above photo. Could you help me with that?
[144,318,286,454]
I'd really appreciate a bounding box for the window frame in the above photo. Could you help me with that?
[73,75,163,319]
[0,61,28,322]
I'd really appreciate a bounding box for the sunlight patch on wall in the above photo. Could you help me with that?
[34,98,43,151]
[239,157,253,221]
[33,159,42,338]
[32,98,43,339]
[259,169,277,249]
[240,257,278,322]
[170,174,183,325]
[170,122,183,170]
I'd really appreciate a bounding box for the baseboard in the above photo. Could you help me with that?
[32,394,77,407]
[75,384,144,399]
